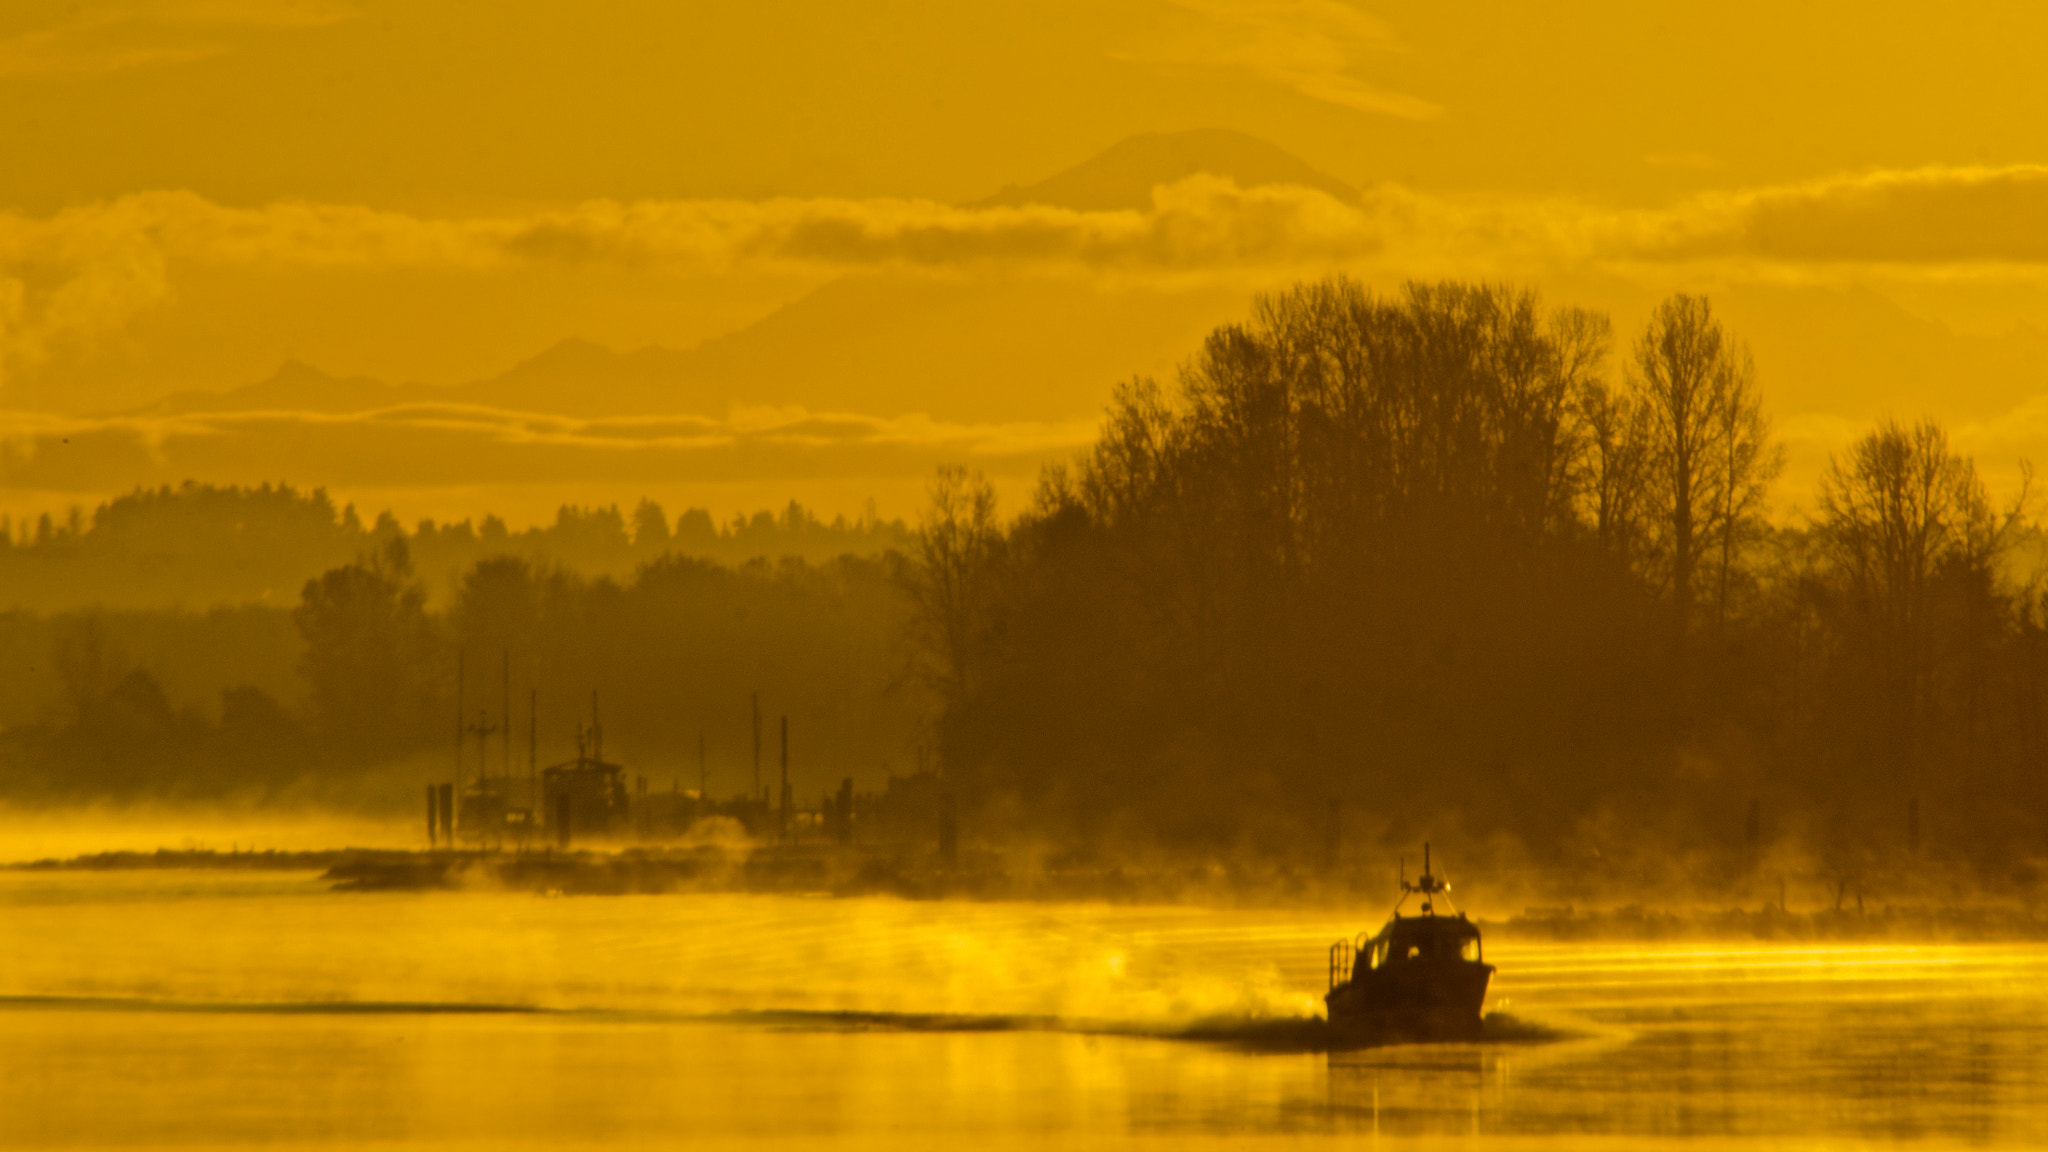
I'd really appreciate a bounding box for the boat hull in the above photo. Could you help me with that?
[1325,959,1493,1044]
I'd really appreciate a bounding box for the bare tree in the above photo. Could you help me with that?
[904,466,1003,702]
[1630,294,1777,631]
[1815,418,2023,778]
[1707,343,1784,627]
[1578,379,1652,562]
[1817,418,2005,660]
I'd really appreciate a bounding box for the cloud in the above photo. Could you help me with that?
[0,180,1376,387]
[1122,0,1441,121]
[0,1,355,78]
[1648,166,2048,266]
[14,163,2048,393]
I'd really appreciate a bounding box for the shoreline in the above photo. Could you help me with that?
[8,845,2048,941]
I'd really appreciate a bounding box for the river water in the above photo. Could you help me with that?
[3,869,2045,1149]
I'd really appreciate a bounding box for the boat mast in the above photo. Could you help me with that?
[1398,842,1454,916]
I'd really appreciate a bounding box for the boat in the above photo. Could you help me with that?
[1324,844,1493,1043]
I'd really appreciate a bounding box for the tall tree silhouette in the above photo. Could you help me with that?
[292,537,441,756]
[1630,294,1776,632]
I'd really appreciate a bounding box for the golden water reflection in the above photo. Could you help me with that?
[2,871,2044,1149]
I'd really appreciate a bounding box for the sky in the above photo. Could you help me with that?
[5,0,2048,526]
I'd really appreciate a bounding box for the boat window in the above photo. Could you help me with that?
[1405,945,1420,961]
[1460,938,1480,962]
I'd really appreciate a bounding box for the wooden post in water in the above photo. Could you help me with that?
[752,693,762,802]
[427,784,438,847]
[838,777,854,846]
[454,651,465,834]
[778,715,792,842]
[938,792,958,867]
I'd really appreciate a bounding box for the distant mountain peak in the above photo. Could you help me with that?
[261,358,337,388]
[520,336,613,367]
[979,128,1359,212]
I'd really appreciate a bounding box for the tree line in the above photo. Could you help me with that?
[904,278,2047,894]
[1,541,922,808]
[0,483,911,613]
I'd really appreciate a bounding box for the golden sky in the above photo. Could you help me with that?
[5,0,2048,524]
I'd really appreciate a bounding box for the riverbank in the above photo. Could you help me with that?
[11,844,2048,940]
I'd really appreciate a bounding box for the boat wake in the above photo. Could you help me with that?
[0,995,1567,1052]
[728,1007,1569,1052]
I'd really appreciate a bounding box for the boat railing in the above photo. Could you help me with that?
[1328,932,1372,990]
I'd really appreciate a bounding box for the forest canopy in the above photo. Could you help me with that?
[904,278,2046,890]
[5,276,2046,898]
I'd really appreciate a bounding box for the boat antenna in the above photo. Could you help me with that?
[1399,841,1455,916]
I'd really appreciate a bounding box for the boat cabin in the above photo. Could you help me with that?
[1360,912,1483,970]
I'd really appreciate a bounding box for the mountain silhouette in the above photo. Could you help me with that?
[977,128,1358,210]
[151,129,1361,422]
[152,131,2048,436]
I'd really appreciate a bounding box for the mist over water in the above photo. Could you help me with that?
[0,807,415,864]
[5,871,2048,1149]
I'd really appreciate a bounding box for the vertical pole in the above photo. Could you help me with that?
[454,650,465,818]
[838,777,853,846]
[427,784,438,847]
[591,690,602,764]
[502,650,511,782]
[938,792,957,867]
[529,688,538,817]
[751,692,762,800]
[779,715,791,842]
[699,731,707,802]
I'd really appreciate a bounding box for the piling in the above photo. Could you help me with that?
[838,777,854,845]
[455,651,466,796]
[778,715,791,842]
[939,792,958,867]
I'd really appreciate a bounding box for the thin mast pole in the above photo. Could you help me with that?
[455,650,465,793]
